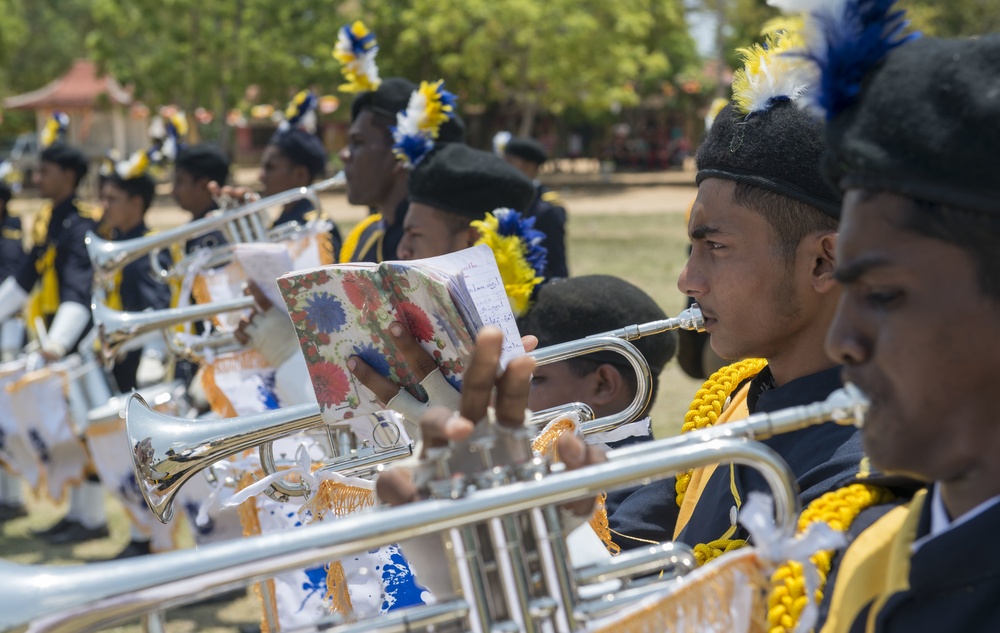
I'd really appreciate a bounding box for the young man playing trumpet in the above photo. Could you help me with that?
[780,4,1000,630]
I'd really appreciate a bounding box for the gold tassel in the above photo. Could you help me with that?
[325,561,354,616]
[236,471,278,633]
[531,416,577,460]
[589,492,620,555]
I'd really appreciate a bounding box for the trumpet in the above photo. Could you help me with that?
[85,172,345,287]
[0,434,799,633]
[91,296,255,363]
[127,307,705,523]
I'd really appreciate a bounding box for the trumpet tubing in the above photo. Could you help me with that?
[1,436,797,633]
[85,172,345,283]
[92,296,255,362]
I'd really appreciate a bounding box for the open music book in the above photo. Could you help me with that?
[277,244,524,423]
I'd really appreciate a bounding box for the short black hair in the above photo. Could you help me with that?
[733,181,838,261]
[107,173,156,212]
[896,198,1000,302]
[175,144,229,185]
[270,129,327,179]
[40,142,88,187]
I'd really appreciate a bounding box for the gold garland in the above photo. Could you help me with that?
[675,358,768,506]
[766,483,894,633]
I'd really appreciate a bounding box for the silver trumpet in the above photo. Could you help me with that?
[127,307,705,523]
[0,435,798,633]
[91,296,255,363]
[85,172,345,287]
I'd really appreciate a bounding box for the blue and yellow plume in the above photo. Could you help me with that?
[473,208,548,317]
[40,111,70,148]
[333,21,381,93]
[278,90,318,134]
[731,22,810,116]
[767,0,920,119]
[391,80,457,169]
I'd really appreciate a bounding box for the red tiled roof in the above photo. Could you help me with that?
[3,59,132,110]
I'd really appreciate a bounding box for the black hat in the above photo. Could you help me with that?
[175,144,230,185]
[825,35,1000,214]
[270,128,327,179]
[518,275,677,376]
[351,77,465,143]
[40,142,89,180]
[408,144,535,220]
[504,136,547,165]
[696,101,841,218]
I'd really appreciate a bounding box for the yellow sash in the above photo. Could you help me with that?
[819,489,926,633]
[673,381,753,539]
[339,213,381,263]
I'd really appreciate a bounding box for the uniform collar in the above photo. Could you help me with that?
[747,364,843,414]
[112,222,148,241]
[913,484,1000,552]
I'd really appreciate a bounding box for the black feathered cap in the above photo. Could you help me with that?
[409,144,535,220]
[175,144,230,185]
[697,101,841,218]
[350,77,465,143]
[270,128,327,179]
[518,275,677,375]
[504,136,547,165]
[40,142,89,180]
[825,35,1000,214]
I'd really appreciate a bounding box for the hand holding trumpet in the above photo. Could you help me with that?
[375,327,606,516]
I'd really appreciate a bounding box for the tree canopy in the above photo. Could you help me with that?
[0,0,701,139]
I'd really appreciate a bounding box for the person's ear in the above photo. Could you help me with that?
[463,225,481,248]
[810,231,839,293]
[591,364,626,407]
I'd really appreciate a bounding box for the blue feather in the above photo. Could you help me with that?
[392,131,434,168]
[806,0,920,119]
[493,208,548,278]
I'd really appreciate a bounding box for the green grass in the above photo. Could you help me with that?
[0,208,702,631]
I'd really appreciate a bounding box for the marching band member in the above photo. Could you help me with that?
[0,118,110,544]
[0,163,27,523]
[334,22,465,263]
[498,135,570,279]
[98,159,173,393]
[775,2,1000,630]
[603,26,881,561]
[517,275,676,452]
[172,143,230,253]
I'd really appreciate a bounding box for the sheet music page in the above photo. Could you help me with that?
[419,244,526,365]
[233,243,295,310]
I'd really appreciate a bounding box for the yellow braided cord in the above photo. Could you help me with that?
[694,537,749,566]
[766,483,895,633]
[325,561,353,616]
[589,492,620,555]
[531,417,577,459]
[675,358,768,506]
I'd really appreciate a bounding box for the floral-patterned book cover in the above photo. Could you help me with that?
[277,244,524,428]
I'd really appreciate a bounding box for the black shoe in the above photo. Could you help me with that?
[0,504,27,522]
[47,523,110,545]
[110,539,152,560]
[32,516,80,538]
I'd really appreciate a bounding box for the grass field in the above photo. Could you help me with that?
[1,198,703,632]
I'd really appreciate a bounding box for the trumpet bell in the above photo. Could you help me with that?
[127,395,324,522]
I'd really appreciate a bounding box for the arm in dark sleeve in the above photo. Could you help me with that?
[56,219,97,306]
[607,477,681,550]
[13,246,42,293]
[533,204,568,279]
[0,218,26,281]
[124,251,173,312]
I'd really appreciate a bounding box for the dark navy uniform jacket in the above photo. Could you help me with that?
[272,197,342,262]
[523,184,568,279]
[111,222,173,392]
[609,365,867,549]
[13,197,98,346]
[0,213,25,281]
[838,488,1000,633]
[346,199,408,264]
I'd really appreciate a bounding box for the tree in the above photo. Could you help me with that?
[358,0,699,136]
